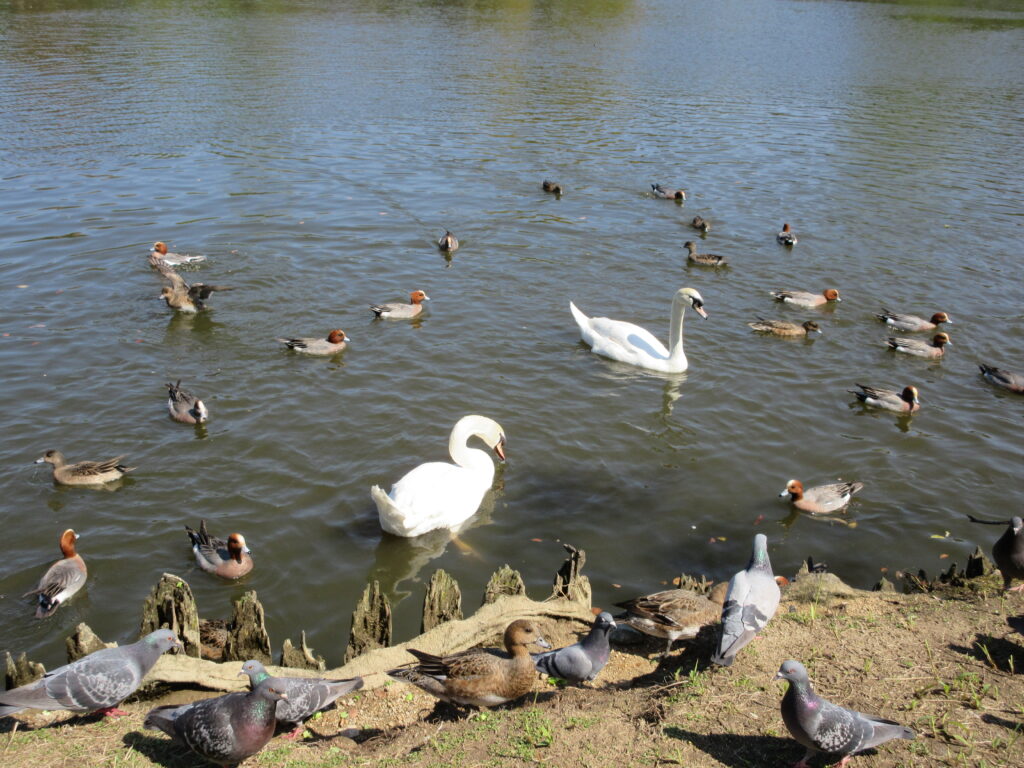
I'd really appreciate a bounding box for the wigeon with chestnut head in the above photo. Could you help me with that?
[149,241,206,267]
[849,384,920,413]
[875,309,951,333]
[780,479,864,515]
[771,288,841,308]
[370,290,430,319]
[886,332,951,359]
[24,529,87,618]
[651,183,686,201]
[184,520,252,580]
[167,380,209,424]
[277,329,350,355]
[777,223,797,246]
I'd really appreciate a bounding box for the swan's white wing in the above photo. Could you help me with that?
[571,303,669,364]
[375,462,489,537]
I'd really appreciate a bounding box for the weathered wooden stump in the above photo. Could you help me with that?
[550,544,591,605]
[482,564,526,605]
[280,631,326,671]
[965,546,993,579]
[65,622,115,662]
[5,651,45,689]
[139,573,201,658]
[345,581,391,663]
[421,569,463,633]
[223,591,272,664]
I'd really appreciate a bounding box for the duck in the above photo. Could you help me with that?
[776,223,797,245]
[979,364,1024,394]
[437,230,459,252]
[184,520,253,579]
[24,529,87,619]
[370,291,430,319]
[684,241,727,267]
[166,380,209,424]
[849,384,920,413]
[150,253,233,312]
[371,415,506,537]
[570,287,708,374]
[542,180,564,195]
[615,581,729,657]
[34,450,135,486]
[149,241,207,267]
[886,333,951,359]
[748,318,821,337]
[387,619,550,708]
[690,216,710,233]
[771,288,841,308]
[277,329,350,355]
[875,309,951,333]
[780,479,864,515]
[651,183,685,200]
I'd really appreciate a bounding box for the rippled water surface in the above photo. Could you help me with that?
[2,0,1022,668]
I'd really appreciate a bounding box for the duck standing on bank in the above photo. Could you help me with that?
[388,619,550,708]
[0,630,180,718]
[240,660,364,739]
[34,450,135,486]
[166,380,209,424]
[24,529,87,619]
[370,290,430,319]
[712,534,781,667]
[371,415,506,537]
[776,659,915,768]
[533,612,616,685]
[144,673,288,765]
[616,582,728,658]
[184,520,253,579]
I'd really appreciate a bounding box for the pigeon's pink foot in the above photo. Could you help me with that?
[1008,584,1024,593]
[282,725,305,740]
[791,761,812,768]
[836,757,852,768]
[99,707,130,718]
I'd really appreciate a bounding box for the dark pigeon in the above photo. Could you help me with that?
[712,533,781,667]
[144,672,287,765]
[532,612,616,685]
[240,660,364,739]
[968,514,1024,591]
[776,659,915,767]
[0,629,180,719]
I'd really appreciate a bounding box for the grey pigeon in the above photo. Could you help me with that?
[712,533,781,667]
[532,612,616,685]
[240,660,364,738]
[968,514,1024,591]
[144,672,288,765]
[0,629,180,719]
[776,659,915,767]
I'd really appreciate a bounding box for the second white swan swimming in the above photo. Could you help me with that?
[371,415,507,537]
[569,287,708,373]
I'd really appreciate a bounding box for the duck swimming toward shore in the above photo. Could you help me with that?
[34,450,135,486]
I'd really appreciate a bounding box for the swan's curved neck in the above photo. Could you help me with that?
[448,417,496,475]
[667,295,689,363]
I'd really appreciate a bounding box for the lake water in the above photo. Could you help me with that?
[2,0,1022,670]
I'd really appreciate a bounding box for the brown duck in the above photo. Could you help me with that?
[615,581,729,656]
[387,619,550,707]
[150,252,233,312]
[35,450,135,486]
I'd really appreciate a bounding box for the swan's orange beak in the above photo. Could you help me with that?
[694,304,708,319]
[494,436,507,462]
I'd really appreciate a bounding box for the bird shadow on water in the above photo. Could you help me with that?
[949,632,1024,674]
[661,727,794,768]
[122,732,207,767]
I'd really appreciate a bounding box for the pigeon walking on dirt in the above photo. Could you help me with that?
[532,612,616,685]
[239,660,364,739]
[144,673,288,764]
[0,629,180,718]
[776,659,915,767]
[712,534,781,667]
[969,514,1024,591]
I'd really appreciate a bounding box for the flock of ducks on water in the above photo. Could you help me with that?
[9,180,1022,767]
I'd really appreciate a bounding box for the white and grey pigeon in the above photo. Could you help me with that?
[776,659,915,767]
[532,612,616,685]
[0,629,180,718]
[144,672,288,765]
[712,533,781,667]
[240,659,364,739]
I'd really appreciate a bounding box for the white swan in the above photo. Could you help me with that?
[371,415,507,537]
[569,287,708,373]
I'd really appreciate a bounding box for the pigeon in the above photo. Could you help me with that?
[24,528,87,618]
[0,629,180,719]
[712,533,781,667]
[532,612,616,685]
[968,514,1024,591]
[239,660,364,739]
[144,673,287,765]
[776,659,915,767]
[615,582,728,657]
